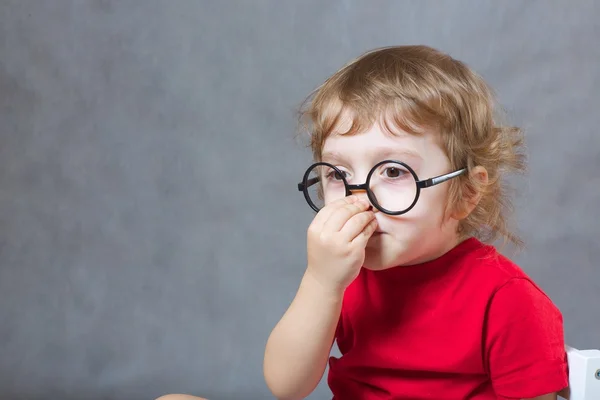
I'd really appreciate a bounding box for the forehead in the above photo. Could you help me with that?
[321,121,442,164]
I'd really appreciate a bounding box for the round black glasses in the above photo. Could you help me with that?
[297,160,466,216]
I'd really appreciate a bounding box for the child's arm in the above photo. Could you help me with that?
[263,271,343,400]
[263,196,377,400]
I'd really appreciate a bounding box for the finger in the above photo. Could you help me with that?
[311,195,359,231]
[351,218,378,247]
[340,211,376,241]
[322,200,371,233]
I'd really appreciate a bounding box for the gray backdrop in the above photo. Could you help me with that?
[0,1,598,399]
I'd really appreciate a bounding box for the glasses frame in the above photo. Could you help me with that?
[297,159,467,216]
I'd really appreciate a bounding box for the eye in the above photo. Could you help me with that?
[383,166,407,178]
[325,169,348,181]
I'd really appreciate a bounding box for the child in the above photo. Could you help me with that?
[263,46,569,399]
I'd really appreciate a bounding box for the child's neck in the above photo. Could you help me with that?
[402,234,466,267]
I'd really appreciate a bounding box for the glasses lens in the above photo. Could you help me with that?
[368,162,418,213]
[305,164,347,211]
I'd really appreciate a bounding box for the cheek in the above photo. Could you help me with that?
[374,185,451,238]
[409,185,449,222]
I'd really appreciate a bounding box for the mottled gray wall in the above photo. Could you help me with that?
[0,1,598,399]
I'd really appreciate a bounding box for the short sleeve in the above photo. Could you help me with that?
[333,314,343,344]
[484,278,568,399]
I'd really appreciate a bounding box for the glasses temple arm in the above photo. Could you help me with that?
[298,176,320,191]
[417,168,467,188]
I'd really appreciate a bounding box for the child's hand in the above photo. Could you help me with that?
[306,196,378,294]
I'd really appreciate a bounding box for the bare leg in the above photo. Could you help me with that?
[156,395,208,400]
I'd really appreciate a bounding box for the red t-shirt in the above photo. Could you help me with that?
[328,238,568,399]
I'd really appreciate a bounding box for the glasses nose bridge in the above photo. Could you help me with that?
[347,182,369,193]
[346,182,378,212]
[346,182,370,200]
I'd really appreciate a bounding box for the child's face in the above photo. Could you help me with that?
[321,119,462,269]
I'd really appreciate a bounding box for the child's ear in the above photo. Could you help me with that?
[450,166,488,220]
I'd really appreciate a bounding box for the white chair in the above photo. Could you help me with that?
[564,346,600,399]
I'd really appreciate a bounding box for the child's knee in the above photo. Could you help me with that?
[156,395,208,400]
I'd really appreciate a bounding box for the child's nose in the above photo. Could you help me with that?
[353,191,377,212]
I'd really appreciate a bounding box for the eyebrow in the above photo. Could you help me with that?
[321,148,423,163]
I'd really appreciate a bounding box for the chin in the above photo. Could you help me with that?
[363,234,422,269]
[362,262,390,271]
[363,247,404,271]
